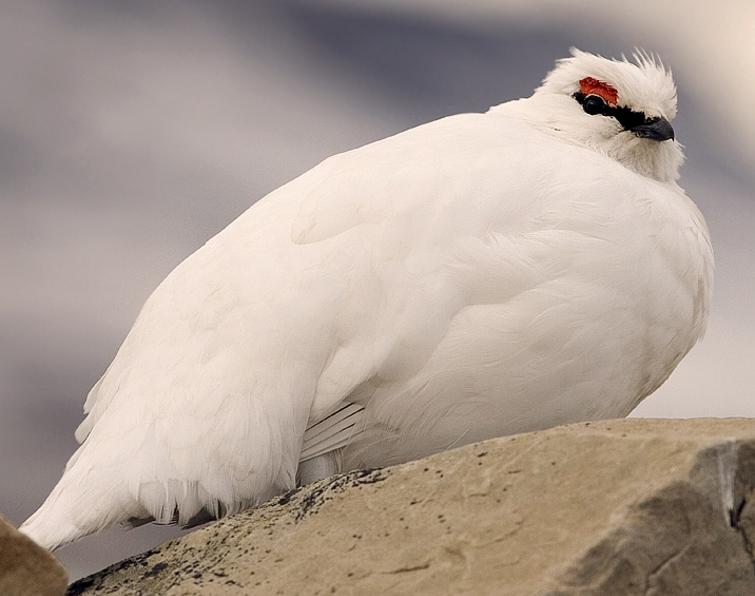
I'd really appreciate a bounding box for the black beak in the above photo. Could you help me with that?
[630,117,675,141]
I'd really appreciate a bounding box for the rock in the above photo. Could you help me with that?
[0,514,68,596]
[69,419,755,595]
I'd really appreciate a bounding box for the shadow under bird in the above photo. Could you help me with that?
[21,49,713,550]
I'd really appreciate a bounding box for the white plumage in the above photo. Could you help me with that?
[21,49,713,550]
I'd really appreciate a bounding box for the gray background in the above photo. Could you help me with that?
[1,0,753,580]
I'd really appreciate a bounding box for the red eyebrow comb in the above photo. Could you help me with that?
[579,77,619,106]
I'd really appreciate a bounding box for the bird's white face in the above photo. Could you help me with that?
[504,49,685,183]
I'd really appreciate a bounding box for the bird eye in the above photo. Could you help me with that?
[583,94,607,115]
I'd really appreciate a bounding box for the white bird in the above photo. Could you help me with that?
[21,49,713,550]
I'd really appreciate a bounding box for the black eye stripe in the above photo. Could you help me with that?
[573,92,648,131]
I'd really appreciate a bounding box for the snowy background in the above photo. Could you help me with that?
[1,0,753,580]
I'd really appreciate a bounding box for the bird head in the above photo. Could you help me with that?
[504,49,684,183]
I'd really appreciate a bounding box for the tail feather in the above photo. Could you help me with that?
[300,402,364,462]
[19,454,141,551]
[19,450,257,549]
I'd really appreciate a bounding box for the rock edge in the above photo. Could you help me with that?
[69,418,755,595]
[0,514,68,596]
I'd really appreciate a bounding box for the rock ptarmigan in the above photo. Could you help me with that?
[21,49,713,550]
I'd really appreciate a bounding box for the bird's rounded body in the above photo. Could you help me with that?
[21,51,713,550]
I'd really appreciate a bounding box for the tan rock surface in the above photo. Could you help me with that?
[0,514,68,596]
[69,419,755,595]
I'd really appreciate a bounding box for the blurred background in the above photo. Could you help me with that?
[1,0,753,581]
